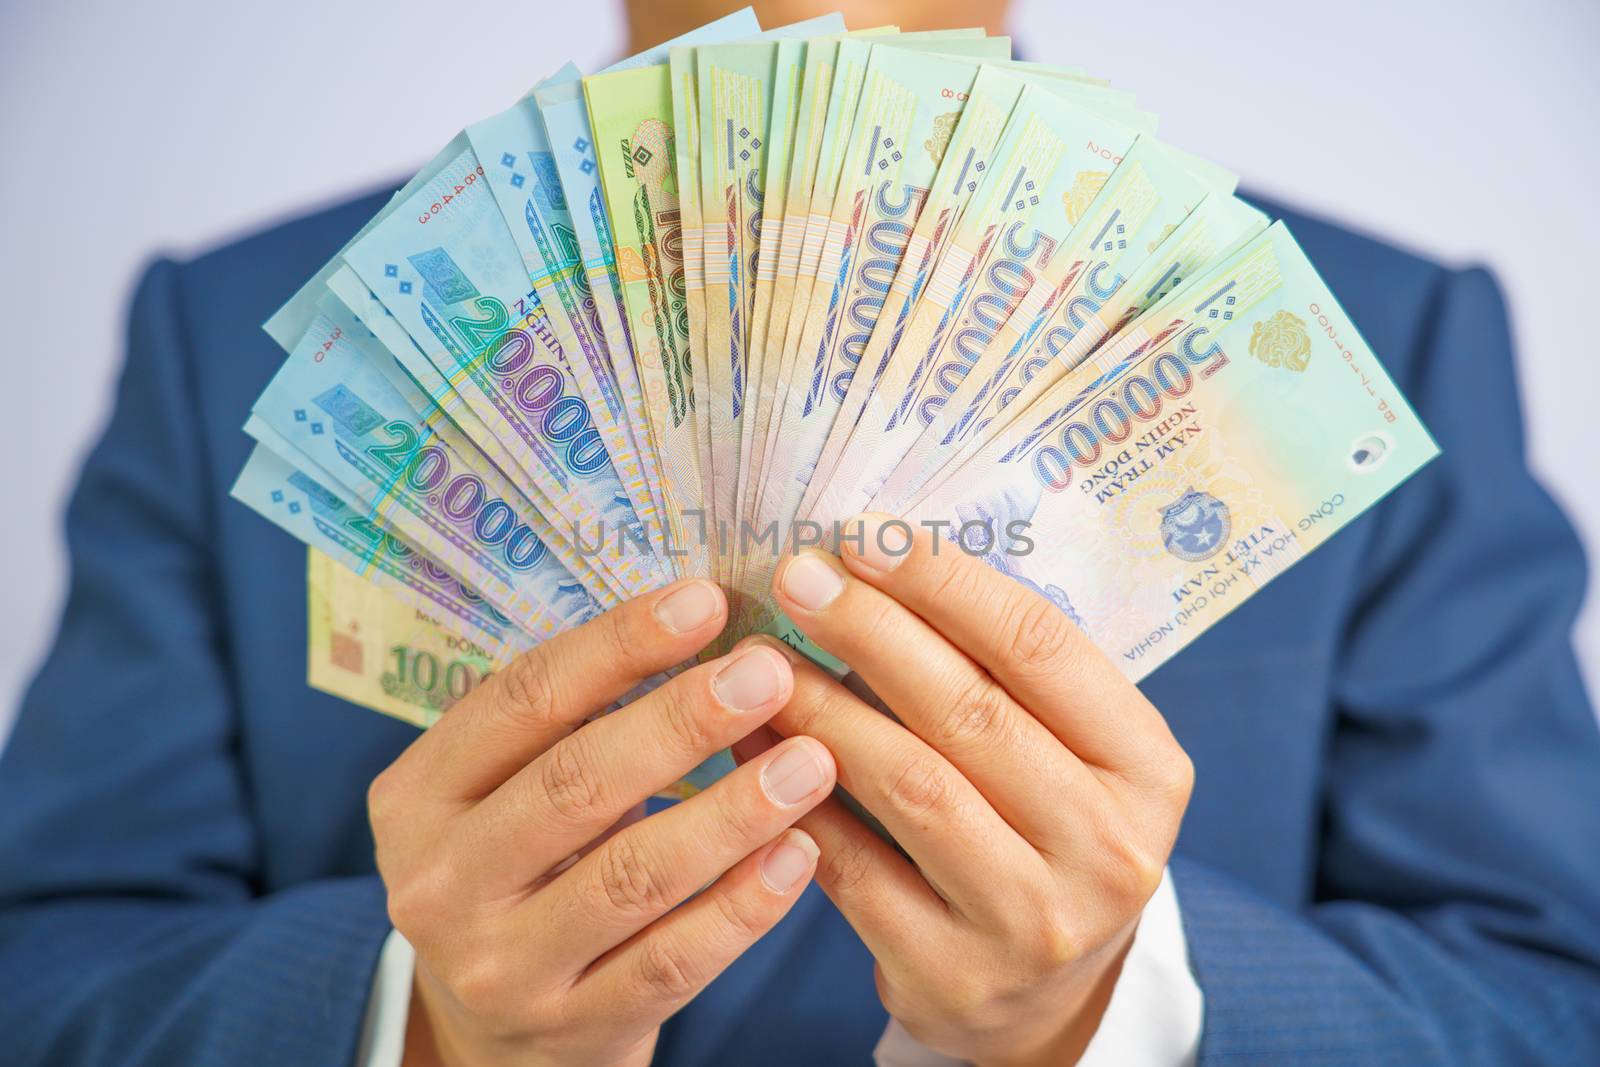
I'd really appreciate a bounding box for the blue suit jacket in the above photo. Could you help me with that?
[2,188,1598,1066]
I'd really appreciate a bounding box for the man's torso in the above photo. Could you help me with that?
[184,186,1453,1061]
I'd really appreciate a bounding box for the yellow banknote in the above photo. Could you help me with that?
[307,547,509,729]
[905,223,1439,679]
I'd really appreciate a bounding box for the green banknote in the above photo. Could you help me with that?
[669,45,717,554]
[799,64,1151,511]
[737,35,820,526]
[736,34,848,563]
[586,62,710,574]
[742,33,1009,594]
[536,6,762,574]
[697,40,783,581]
[802,84,1142,530]
[666,15,848,586]
[736,44,988,604]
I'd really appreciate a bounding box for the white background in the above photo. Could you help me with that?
[1,1,1596,736]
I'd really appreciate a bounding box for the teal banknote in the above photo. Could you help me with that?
[468,69,668,554]
[250,303,603,634]
[233,442,544,657]
[343,146,669,594]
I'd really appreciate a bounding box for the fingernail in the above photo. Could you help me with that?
[761,739,828,806]
[780,554,844,611]
[654,580,720,633]
[761,830,819,893]
[712,648,786,711]
[849,513,911,572]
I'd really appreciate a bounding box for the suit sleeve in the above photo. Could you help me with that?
[1174,266,1600,1065]
[0,260,391,1066]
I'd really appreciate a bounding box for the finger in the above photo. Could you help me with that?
[796,797,950,964]
[521,735,836,974]
[758,639,1043,918]
[455,644,797,893]
[396,578,727,803]
[772,547,1085,841]
[838,514,1178,775]
[527,800,648,893]
[573,828,820,1025]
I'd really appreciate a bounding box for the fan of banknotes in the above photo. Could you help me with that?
[232,8,1437,793]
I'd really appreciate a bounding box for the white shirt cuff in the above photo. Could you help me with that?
[356,928,417,1067]
[874,867,1202,1067]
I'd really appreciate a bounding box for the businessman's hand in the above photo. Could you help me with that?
[369,579,836,1067]
[748,515,1193,1067]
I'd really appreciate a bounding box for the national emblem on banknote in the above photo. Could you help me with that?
[924,111,960,165]
[1062,170,1110,225]
[1159,489,1232,562]
[1248,309,1312,371]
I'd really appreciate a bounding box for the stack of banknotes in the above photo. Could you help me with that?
[232,8,1438,793]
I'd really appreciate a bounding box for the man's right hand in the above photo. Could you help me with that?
[368,578,836,1067]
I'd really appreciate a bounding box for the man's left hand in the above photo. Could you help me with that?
[739,515,1194,1067]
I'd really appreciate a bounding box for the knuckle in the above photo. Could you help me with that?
[779,667,861,744]
[710,786,769,850]
[884,757,955,825]
[873,967,935,1035]
[819,835,876,897]
[497,650,561,730]
[1126,847,1167,903]
[1028,909,1083,970]
[1099,822,1166,904]
[872,964,906,1017]
[537,736,607,825]
[596,833,671,916]
[993,874,1078,971]
[778,673,834,737]
[708,883,770,943]
[366,767,403,831]
[383,883,423,935]
[1004,592,1080,676]
[448,948,519,1025]
[635,939,701,1002]
[924,552,980,608]
[602,603,644,669]
[384,860,452,937]
[1158,745,1196,806]
[846,588,904,646]
[930,674,1012,754]
[936,971,995,1029]
[660,675,718,755]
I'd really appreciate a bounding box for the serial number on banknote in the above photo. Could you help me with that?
[417,166,488,225]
